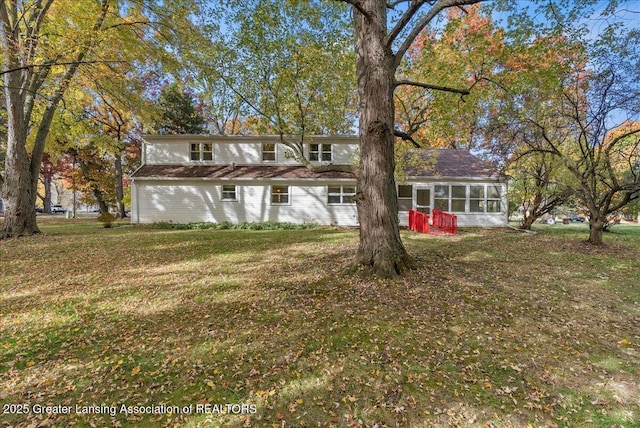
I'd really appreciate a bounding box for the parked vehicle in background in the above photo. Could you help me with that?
[51,205,66,214]
[569,214,585,222]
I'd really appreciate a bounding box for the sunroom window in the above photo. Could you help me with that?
[434,185,449,211]
[469,185,485,212]
[486,185,502,213]
[451,185,466,213]
[397,185,413,211]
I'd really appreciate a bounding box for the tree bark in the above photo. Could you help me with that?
[1,0,111,238]
[351,0,414,277]
[520,212,537,230]
[114,154,127,218]
[1,138,39,237]
[588,217,605,245]
[1,64,40,238]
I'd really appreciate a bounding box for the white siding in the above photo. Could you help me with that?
[215,142,261,164]
[132,180,359,226]
[145,142,190,164]
[143,137,359,166]
[331,143,358,165]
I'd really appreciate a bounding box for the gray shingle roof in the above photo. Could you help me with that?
[131,149,502,180]
[405,149,502,179]
[131,164,355,180]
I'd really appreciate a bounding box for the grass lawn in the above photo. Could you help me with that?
[1,218,639,427]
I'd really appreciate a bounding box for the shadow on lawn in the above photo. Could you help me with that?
[1,227,639,427]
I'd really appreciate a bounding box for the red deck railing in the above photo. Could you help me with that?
[408,210,430,234]
[432,209,458,234]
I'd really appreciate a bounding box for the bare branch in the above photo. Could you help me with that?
[387,0,410,7]
[387,0,429,48]
[394,129,421,148]
[0,60,124,77]
[395,79,470,96]
[392,0,482,67]
[335,0,372,20]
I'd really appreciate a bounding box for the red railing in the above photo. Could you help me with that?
[408,210,429,234]
[432,209,458,234]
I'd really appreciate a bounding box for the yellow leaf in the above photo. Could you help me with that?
[131,366,141,376]
[26,360,35,367]
[296,399,303,404]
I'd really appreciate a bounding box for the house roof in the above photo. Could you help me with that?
[131,164,355,180]
[405,149,503,179]
[131,149,503,181]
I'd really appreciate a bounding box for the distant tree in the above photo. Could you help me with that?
[197,0,356,170]
[507,152,572,230]
[394,5,504,149]
[152,83,206,135]
[505,51,640,243]
[0,0,202,238]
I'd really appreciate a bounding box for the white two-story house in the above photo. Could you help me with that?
[130,135,508,227]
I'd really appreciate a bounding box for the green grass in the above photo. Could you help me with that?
[1,218,639,427]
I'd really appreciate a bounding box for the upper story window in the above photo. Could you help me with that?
[190,143,213,161]
[262,143,276,162]
[310,143,332,162]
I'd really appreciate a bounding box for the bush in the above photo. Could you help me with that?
[97,212,116,228]
[148,221,318,231]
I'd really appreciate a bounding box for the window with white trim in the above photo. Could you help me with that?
[328,186,356,204]
[434,185,449,211]
[262,143,276,162]
[271,185,290,204]
[221,185,237,201]
[434,184,503,213]
[190,143,213,161]
[486,185,502,213]
[451,185,466,213]
[397,185,413,211]
[310,143,332,162]
[469,185,485,212]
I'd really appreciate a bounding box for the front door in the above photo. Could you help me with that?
[415,187,431,214]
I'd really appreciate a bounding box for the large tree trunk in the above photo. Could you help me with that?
[1,74,40,238]
[520,212,537,230]
[1,140,39,238]
[588,216,606,245]
[352,0,413,277]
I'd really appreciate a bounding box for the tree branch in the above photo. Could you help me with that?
[392,0,483,67]
[394,129,421,148]
[387,0,429,48]
[395,79,470,96]
[335,0,372,20]
[0,60,125,77]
